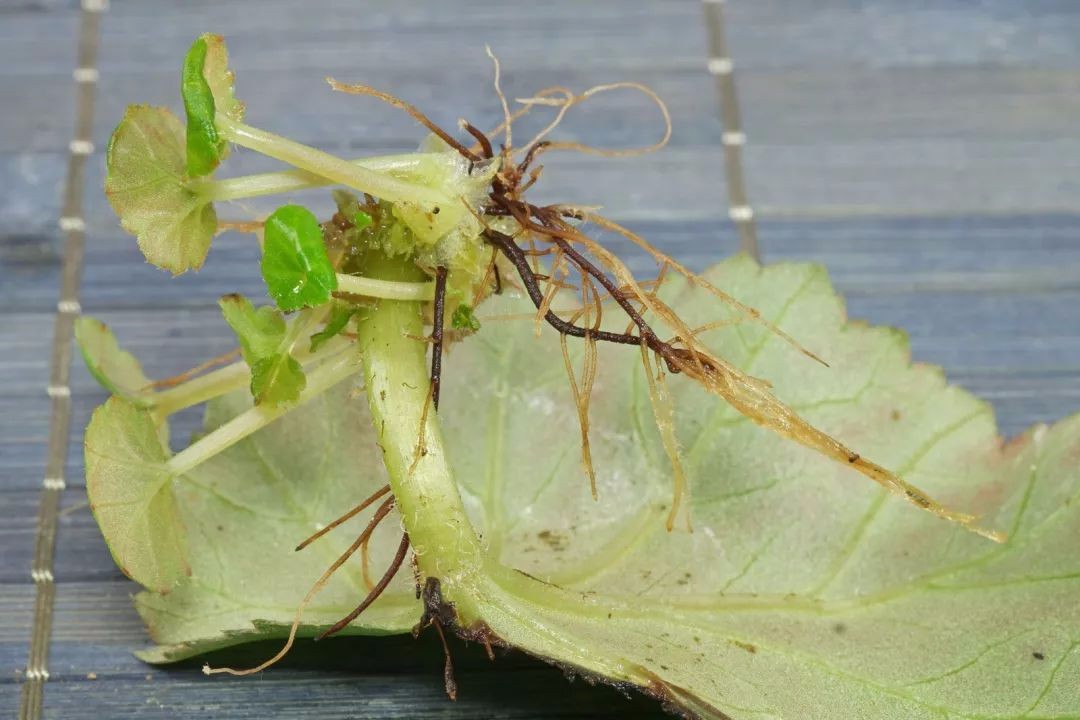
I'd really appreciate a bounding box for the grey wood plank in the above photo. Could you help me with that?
[40,666,665,719]
[723,0,1080,70]
[5,1,1080,718]
[88,66,720,151]
[738,67,1080,145]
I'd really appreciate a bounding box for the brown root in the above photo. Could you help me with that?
[204,496,399,677]
[146,348,241,390]
[326,60,1006,549]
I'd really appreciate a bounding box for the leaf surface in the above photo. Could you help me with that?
[181,33,244,177]
[104,105,216,273]
[219,294,306,406]
[94,257,1080,718]
[261,205,338,311]
[75,317,153,406]
[85,398,188,593]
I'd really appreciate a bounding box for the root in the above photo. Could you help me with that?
[325,60,1006,548]
[204,495,398,676]
[295,484,391,551]
[431,266,448,411]
[147,349,241,390]
[319,530,411,640]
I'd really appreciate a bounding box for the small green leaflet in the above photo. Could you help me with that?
[353,210,373,231]
[180,36,222,177]
[309,303,357,352]
[180,33,244,177]
[104,105,216,273]
[451,303,481,332]
[261,205,338,311]
[219,294,305,406]
[75,317,154,406]
[85,398,188,594]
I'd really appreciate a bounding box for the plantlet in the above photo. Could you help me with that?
[82,33,1080,719]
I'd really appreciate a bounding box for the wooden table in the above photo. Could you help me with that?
[4,1,1078,717]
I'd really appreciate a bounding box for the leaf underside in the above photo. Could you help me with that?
[104,105,216,274]
[101,257,1080,718]
[75,317,153,405]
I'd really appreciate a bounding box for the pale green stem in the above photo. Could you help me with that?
[354,252,483,581]
[151,334,352,419]
[216,116,451,208]
[165,347,360,477]
[336,273,435,302]
[152,362,249,419]
[191,152,459,203]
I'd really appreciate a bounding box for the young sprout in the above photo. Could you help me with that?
[260,205,338,311]
[180,34,489,247]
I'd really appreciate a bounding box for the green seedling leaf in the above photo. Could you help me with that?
[85,398,188,593]
[94,257,1080,719]
[219,294,286,364]
[353,210,373,231]
[104,105,216,273]
[450,303,480,332]
[261,205,338,311]
[75,317,154,406]
[309,303,357,352]
[250,354,306,408]
[181,33,244,177]
[219,294,305,406]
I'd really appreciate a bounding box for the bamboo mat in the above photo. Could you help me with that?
[3,1,1078,717]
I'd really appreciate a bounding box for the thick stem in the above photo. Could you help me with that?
[191,152,460,203]
[354,252,482,583]
[216,117,451,208]
[166,347,359,476]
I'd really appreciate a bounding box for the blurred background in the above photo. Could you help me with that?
[4,1,1079,717]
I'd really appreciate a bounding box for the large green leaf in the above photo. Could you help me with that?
[97,257,1080,718]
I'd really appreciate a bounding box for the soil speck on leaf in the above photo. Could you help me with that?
[537,529,568,551]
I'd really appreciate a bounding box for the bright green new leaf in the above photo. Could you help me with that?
[96,258,1080,718]
[75,317,154,406]
[353,210,373,231]
[261,205,338,311]
[85,398,188,594]
[181,33,244,177]
[450,303,481,332]
[309,303,357,352]
[250,354,306,407]
[104,105,216,273]
[219,294,286,364]
[219,294,305,406]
